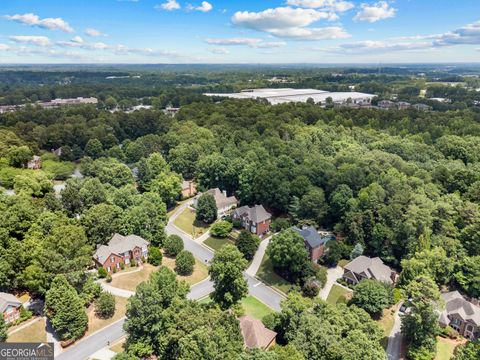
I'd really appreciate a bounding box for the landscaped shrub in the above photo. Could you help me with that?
[210,221,233,238]
[95,292,116,319]
[313,264,328,288]
[232,219,242,229]
[98,267,107,278]
[175,250,195,275]
[148,246,163,266]
[113,266,117,274]
[120,262,125,270]
[164,235,184,257]
[236,230,260,260]
[130,258,136,267]
[302,279,321,298]
[106,274,112,283]
[270,218,291,233]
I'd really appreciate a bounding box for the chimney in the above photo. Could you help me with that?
[222,190,227,197]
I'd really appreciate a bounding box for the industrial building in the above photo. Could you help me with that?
[204,88,376,106]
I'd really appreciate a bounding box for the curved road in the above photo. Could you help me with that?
[56,204,284,360]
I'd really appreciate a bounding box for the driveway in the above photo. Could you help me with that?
[245,235,271,277]
[319,266,344,300]
[387,303,404,360]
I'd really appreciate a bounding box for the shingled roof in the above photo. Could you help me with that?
[292,226,330,248]
[204,188,238,208]
[233,205,271,224]
[0,292,22,313]
[344,255,395,284]
[239,315,277,349]
[94,233,149,264]
[439,291,480,327]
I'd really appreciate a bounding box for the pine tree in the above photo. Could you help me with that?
[0,316,7,342]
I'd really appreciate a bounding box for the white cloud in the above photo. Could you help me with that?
[10,35,51,47]
[321,40,433,54]
[205,37,287,48]
[71,36,84,44]
[85,28,105,37]
[434,21,480,46]
[188,1,213,12]
[156,0,181,11]
[209,47,229,54]
[268,26,349,40]
[286,0,354,12]
[0,44,10,51]
[5,13,74,32]
[353,1,396,23]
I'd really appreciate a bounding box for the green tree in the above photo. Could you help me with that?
[351,279,393,315]
[150,171,182,208]
[84,139,104,159]
[164,234,184,257]
[13,171,53,197]
[195,193,217,224]
[267,229,310,282]
[210,221,233,238]
[7,145,33,168]
[148,246,163,266]
[81,203,123,245]
[299,187,329,226]
[209,244,248,309]
[95,291,116,319]
[136,153,168,191]
[323,241,352,267]
[79,177,107,208]
[44,275,88,341]
[454,256,480,298]
[236,230,260,260]
[350,243,364,260]
[105,96,117,110]
[175,250,195,275]
[0,316,7,342]
[453,341,480,360]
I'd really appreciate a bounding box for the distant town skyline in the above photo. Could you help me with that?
[0,0,479,63]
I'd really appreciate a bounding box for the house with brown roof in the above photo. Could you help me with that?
[439,291,480,340]
[27,155,42,170]
[194,188,238,217]
[239,315,277,350]
[0,292,22,324]
[342,255,397,285]
[181,180,197,199]
[232,205,272,236]
[93,233,149,273]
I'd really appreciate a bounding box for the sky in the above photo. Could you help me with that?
[0,0,479,64]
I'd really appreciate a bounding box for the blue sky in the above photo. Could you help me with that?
[0,0,479,63]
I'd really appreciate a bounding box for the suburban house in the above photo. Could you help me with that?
[292,226,334,262]
[93,233,149,273]
[194,188,238,217]
[342,255,397,285]
[27,155,42,170]
[397,101,411,110]
[0,292,22,324]
[378,100,396,109]
[239,315,277,350]
[232,205,272,236]
[181,180,197,199]
[413,103,431,111]
[438,291,479,340]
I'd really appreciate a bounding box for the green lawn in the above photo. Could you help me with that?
[378,306,397,349]
[435,337,458,360]
[256,253,294,295]
[197,296,274,320]
[326,284,352,305]
[173,208,210,238]
[7,317,47,343]
[203,236,234,251]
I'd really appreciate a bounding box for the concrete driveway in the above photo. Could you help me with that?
[319,266,344,300]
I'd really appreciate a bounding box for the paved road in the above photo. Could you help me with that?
[57,204,284,359]
[387,303,404,360]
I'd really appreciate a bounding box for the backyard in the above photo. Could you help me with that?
[326,284,353,305]
[7,317,47,343]
[256,253,294,294]
[85,296,128,337]
[435,337,461,360]
[203,236,235,251]
[173,207,210,238]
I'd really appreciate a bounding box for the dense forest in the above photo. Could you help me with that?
[0,66,479,359]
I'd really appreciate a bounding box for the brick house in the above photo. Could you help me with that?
[93,233,149,273]
[232,205,272,236]
[292,226,334,262]
[181,180,197,199]
[0,292,22,324]
[342,255,397,285]
[439,291,480,340]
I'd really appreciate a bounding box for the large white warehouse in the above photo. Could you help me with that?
[204,88,376,106]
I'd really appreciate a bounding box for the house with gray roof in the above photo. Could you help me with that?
[439,291,480,340]
[239,315,277,350]
[342,255,397,285]
[0,292,22,324]
[93,233,149,273]
[292,226,333,261]
[194,188,238,217]
[232,205,272,236]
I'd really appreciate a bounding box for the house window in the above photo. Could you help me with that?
[110,256,115,263]
[116,263,120,269]
[107,266,111,272]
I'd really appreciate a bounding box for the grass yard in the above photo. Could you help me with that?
[109,264,159,291]
[197,296,274,320]
[85,296,128,337]
[203,236,234,251]
[110,339,126,353]
[162,255,209,285]
[7,317,47,343]
[256,253,293,295]
[435,337,459,360]
[326,284,352,305]
[173,208,210,238]
[337,259,350,268]
[378,306,397,349]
